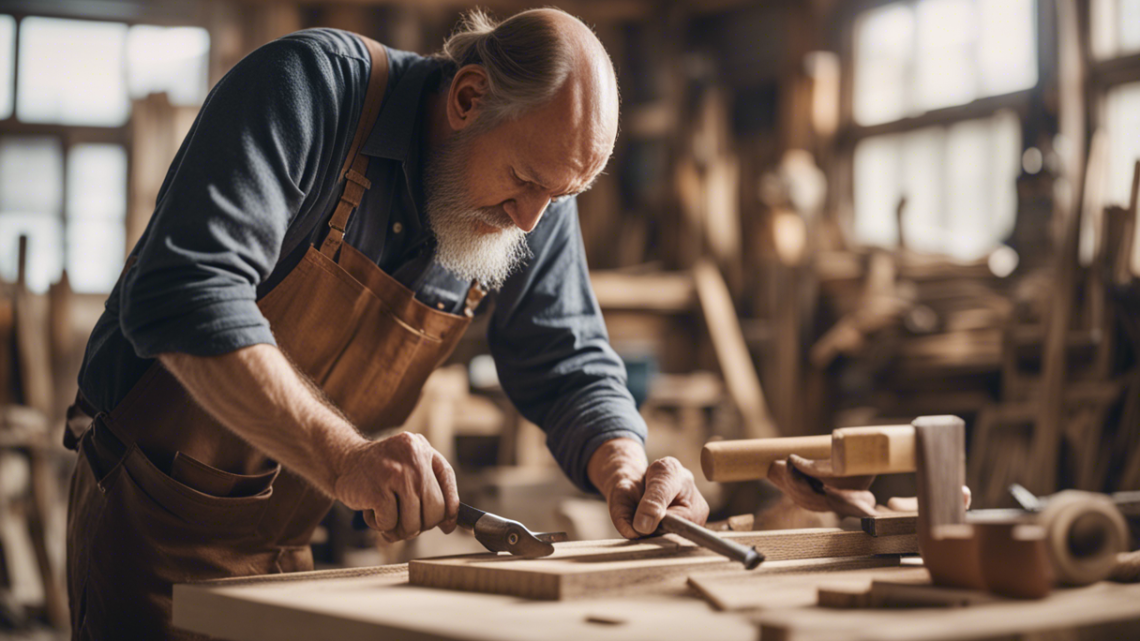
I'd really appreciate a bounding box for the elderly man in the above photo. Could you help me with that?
[65,8,708,639]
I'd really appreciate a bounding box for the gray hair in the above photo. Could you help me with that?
[437,8,576,130]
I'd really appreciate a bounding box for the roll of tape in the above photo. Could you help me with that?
[1038,490,1129,586]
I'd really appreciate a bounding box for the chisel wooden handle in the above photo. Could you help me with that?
[701,425,917,482]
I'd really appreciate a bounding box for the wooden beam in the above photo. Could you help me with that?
[693,259,777,439]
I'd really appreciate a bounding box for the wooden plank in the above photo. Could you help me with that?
[688,558,916,611]
[1029,130,1106,495]
[693,259,777,439]
[175,566,757,641]
[408,530,918,600]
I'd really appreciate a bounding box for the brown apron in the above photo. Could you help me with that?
[65,35,482,640]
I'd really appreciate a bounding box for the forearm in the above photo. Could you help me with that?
[159,343,366,496]
[587,438,648,496]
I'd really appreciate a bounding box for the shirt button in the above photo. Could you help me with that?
[436,302,445,310]
[392,222,403,234]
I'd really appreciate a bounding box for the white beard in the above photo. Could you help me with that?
[423,130,531,291]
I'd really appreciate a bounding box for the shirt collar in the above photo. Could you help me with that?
[360,49,444,164]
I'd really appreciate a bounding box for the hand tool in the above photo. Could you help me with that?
[659,513,764,570]
[458,503,568,558]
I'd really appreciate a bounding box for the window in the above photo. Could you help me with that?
[0,15,13,120]
[66,145,128,292]
[853,0,1037,126]
[849,0,1036,260]
[854,112,1020,259]
[17,17,130,127]
[1092,0,1140,59]
[0,16,209,292]
[0,137,63,291]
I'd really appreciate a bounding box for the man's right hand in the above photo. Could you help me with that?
[334,432,460,543]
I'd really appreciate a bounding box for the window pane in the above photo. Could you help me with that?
[1105,81,1140,275]
[0,214,62,292]
[854,113,1020,260]
[853,4,914,126]
[914,0,977,112]
[67,220,124,293]
[854,134,903,247]
[1122,0,1140,54]
[0,15,13,120]
[0,137,62,215]
[977,0,1037,96]
[17,17,129,126]
[67,144,127,221]
[854,0,1038,125]
[127,25,210,106]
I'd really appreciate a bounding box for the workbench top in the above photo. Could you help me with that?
[173,559,1140,641]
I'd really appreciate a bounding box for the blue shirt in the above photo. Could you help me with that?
[77,28,646,491]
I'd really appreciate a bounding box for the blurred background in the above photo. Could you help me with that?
[0,0,1138,634]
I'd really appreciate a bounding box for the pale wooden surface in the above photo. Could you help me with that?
[754,581,1140,641]
[408,530,917,599]
[174,563,757,641]
[174,553,1140,641]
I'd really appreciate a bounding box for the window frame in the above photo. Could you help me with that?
[833,0,1049,251]
[0,9,209,292]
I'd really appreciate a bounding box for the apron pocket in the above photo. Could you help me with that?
[170,451,280,499]
[121,444,274,535]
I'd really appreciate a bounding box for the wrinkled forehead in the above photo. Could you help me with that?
[515,76,618,191]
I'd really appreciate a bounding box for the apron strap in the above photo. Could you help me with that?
[321,36,391,259]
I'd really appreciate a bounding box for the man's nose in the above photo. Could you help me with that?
[504,193,550,233]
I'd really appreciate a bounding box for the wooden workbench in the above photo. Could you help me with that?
[174,551,1140,641]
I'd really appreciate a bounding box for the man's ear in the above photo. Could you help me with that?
[447,65,489,132]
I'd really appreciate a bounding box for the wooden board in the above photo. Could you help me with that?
[175,565,757,641]
[688,558,922,611]
[408,529,917,600]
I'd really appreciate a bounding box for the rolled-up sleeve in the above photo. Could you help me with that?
[489,199,648,492]
[120,34,356,358]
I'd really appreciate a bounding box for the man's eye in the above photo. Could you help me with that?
[510,169,527,186]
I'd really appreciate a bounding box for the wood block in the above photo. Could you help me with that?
[688,557,915,611]
[409,529,918,600]
[831,425,915,476]
[861,513,917,537]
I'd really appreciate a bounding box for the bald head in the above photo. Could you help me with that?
[438,7,619,150]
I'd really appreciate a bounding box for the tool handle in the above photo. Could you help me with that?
[701,425,918,482]
[701,436,831,482]
[660,514,764,570]
[457,503,484,531]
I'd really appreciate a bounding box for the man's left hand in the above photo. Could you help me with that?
[587,438,710,538]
